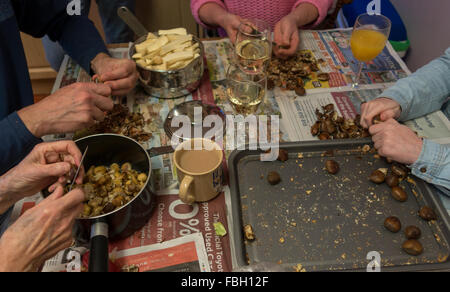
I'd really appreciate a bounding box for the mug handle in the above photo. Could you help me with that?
[179,175,195,205]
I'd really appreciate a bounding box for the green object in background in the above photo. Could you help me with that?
[389,40,410,58]
[214,222,227,237]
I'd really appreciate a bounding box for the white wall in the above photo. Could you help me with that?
[391,0,450,72]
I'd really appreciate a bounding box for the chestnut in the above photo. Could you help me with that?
[404,226,421,240]
[385,173,399,187]
[267,171,281,185]
[277,149,289,162]
[318,132,330,140]
[295,87,306,96]
[372,114,382,124]
[402,239,423,256]
[391,186,408,202]
[311,122,320,136]
[391,164,408,178]
[370,168,387,184]
[418,206,437,221]
[325,160,339,175]
[384,216,401,233]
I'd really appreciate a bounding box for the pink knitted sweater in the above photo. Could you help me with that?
[191,0,336,30]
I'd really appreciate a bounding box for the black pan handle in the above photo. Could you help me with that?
[147,146,174,158]
[88,218,109,272]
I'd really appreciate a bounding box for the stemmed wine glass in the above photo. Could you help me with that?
[350,13,391,88]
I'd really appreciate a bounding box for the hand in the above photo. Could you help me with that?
[0,141,84,213]
[217,13,243,44]
[360,97,402,128]
[18,82,113,137]
[91,53,138,96]
[273,14,300,59]
[0,186,84,272]
[369,119,423,165]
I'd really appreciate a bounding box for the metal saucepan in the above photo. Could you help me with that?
[74,134,173,272]
[118,6,205,99]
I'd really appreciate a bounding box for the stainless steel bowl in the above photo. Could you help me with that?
[130,35,205,99]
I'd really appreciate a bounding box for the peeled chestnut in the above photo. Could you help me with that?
[267,171,281,185]
[419,206,437,221]
[384,216,401,233]
[370,168,387,184]
[391,186,408,202]
[402,239,423,256]
[385,173,399,187]
[325,160,339,175]
[405,226,421,240]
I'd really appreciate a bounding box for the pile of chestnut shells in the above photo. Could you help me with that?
[311,104,370,140]
[267,50,326,95]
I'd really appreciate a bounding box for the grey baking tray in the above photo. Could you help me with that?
[228,139,450,272]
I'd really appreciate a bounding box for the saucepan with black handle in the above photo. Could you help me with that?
[72,134,173,272]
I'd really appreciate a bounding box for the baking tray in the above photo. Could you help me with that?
[228,139,450,272]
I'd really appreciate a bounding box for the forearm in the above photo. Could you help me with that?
[0,172,20,214]
[197,2,229,28]
[290,2,320,27]
[52,16,109,73]
[380,48,450,121]
[293,0,334,27]
[410,139,450,190]
[0,113,41,175]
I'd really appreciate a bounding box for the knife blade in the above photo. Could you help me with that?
[68,146,88,192]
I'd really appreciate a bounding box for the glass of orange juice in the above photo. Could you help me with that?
[350,13,391,88]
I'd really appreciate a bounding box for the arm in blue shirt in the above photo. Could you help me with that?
[12,0,109,72]
[379,48,450,190]
[0,113,41,175]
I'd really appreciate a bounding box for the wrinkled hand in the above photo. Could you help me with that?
[218,13,243,44]
[91,53,138,96]
[369,119,423,165]
[0,186,84,272]
[0,141,84,213]
[273,14,300,59]
[360,97,402,128]
[18,82,113,137]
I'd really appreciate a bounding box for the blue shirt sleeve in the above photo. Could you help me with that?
[12,0,109,72]
[380,47,450,122]
[378,47,450,192]
[410,139,450,190]
[0,112,42,175]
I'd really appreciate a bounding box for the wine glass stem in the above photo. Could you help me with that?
[353,62,364,88]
